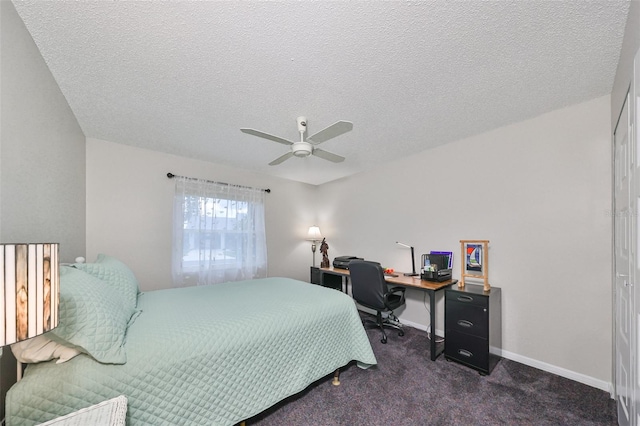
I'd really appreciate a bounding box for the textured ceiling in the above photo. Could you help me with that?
[12,0,629,185]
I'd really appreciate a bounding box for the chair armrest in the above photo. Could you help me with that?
[387,286,406,295]
[384,286,406,305]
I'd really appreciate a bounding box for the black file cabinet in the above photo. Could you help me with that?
[445,284,501,375]
[310,266,342,290]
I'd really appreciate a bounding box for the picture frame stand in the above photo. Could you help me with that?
[459,239,490,291]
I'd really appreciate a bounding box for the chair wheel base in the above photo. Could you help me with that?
[361,311,404,345]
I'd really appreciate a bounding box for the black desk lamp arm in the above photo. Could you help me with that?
[411,246,416,275]
[403,246,419,276]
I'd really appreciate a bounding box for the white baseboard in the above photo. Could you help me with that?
[399,319,614,396]
[494,347,613,396]
[401,318,434,333]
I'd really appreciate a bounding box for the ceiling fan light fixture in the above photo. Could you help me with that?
[292,142,312,157]
[241,117,351,165]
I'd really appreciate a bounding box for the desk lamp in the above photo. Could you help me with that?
[396,241,419,276]
[1,243,60,351]
[307,226,323,267]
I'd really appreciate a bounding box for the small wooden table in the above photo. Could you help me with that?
[319,266,457,361]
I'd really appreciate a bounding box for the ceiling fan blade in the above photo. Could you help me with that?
[268,152,294,166]
[307,121,353,145]
[241,128,293,145]
[312,148,345,163]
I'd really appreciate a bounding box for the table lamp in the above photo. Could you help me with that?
[306,226,323,267]
[396,241,419,276]
[1,243,60,349]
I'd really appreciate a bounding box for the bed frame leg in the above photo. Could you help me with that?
[332,368,341,386]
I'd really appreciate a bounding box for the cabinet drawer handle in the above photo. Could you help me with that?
[458,349,473,358]
[457,295,474,302]
[457,320,473,328]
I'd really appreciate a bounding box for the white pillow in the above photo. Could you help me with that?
[11,334,81,364]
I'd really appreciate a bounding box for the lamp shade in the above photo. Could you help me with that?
[0,243,59,346]
[307,226,323,241]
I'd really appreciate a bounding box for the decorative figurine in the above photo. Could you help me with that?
[320,238,330,268]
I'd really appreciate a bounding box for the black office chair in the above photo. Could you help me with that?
[349,260,406,344]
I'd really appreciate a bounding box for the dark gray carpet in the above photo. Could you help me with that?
[247,314,617,425]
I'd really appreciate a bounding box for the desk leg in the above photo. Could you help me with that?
[429,290,437,361]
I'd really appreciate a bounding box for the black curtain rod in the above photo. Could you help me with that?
[166,173,271,193]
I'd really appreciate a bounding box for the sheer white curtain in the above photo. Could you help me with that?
[172,176,267,287]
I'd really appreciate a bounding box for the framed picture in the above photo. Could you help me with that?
[459,240,490,291]
[464,243,483,274]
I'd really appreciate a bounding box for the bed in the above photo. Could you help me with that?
[5,255,377,425]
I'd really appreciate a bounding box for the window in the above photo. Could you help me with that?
[172,177,267,287]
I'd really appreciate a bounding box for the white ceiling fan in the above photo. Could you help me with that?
[241,116,352,166]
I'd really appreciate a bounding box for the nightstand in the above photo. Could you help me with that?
[445,284,502,375]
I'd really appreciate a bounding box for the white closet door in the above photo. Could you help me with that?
[616,92,633,424]
[615,87,633,426]
[634,46,640,426]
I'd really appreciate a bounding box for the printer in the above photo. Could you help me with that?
[332,256,364,270]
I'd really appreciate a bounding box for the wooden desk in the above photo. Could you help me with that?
[319,266,457,361]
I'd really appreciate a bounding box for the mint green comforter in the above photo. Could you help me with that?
[7,277,377,425]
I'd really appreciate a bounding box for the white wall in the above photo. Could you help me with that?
[0,0,86,261]
[0,0,86,418]
[316,95,612,388]
[85,138,318,291]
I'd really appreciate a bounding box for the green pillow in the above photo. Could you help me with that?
[49,267,136,364]
[74,254,139,310]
